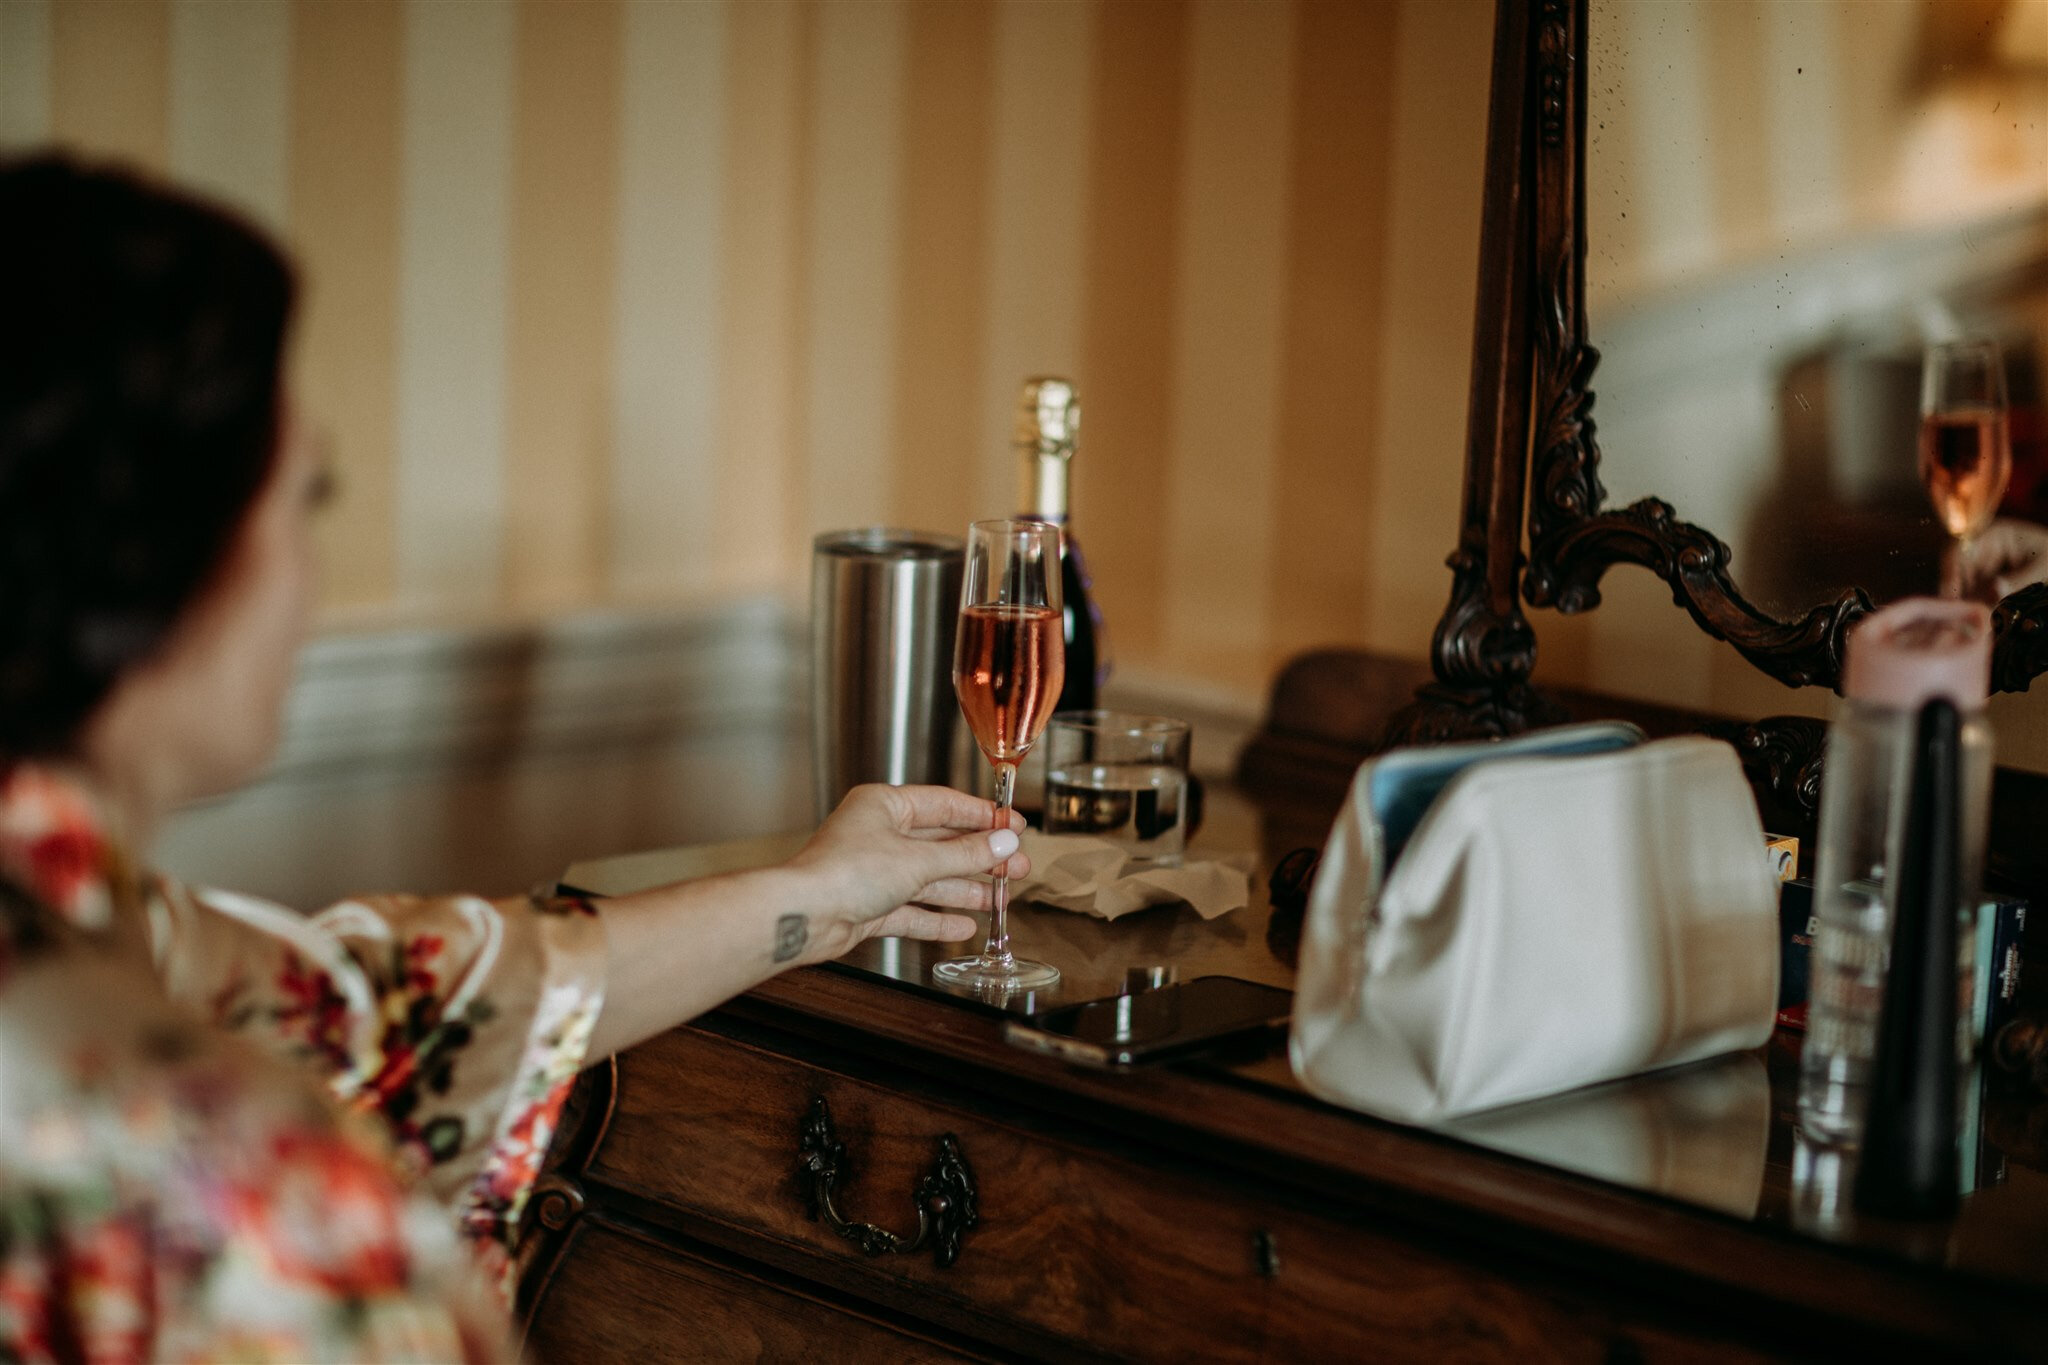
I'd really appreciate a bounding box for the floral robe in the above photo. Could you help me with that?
[0,765,608,1362]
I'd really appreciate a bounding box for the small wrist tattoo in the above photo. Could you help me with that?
[773,913,809,963]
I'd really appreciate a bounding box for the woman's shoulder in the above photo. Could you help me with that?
[0,906,340,1174]
[0,892,507,1362]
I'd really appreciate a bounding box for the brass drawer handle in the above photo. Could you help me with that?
[796,1096,978,1269]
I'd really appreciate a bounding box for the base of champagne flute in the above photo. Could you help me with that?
[932,955,1061,991]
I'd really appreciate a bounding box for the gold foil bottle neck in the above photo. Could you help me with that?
[1014,377,1080,460]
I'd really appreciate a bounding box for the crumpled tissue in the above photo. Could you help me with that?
[1012,829,1252,920]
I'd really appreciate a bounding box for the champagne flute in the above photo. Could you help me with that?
[937,519,1066,991]
[1921,340,2011,556]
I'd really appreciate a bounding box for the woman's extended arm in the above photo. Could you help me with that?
[585,783,1024,1059]
[149,781,1024,1263]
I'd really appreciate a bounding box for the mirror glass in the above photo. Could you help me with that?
[1587,0,2048,621]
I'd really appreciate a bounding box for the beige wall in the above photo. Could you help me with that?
[0,0,1496,707]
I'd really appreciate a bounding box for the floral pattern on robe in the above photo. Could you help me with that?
[148,881,606,1274]
[0,763,610,1360]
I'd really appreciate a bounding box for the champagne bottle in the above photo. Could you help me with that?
[1015,377,1105,715]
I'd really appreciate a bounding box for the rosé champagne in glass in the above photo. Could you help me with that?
[1920,341,2010,544]
[956,603,1065,765]
[938,521,1066,992]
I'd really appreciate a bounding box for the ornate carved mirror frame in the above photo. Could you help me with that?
[1396,0,2048,755]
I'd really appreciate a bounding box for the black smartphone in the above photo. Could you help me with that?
[1001,976,1293,1068]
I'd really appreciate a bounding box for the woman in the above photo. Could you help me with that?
[0,155,1023,1361]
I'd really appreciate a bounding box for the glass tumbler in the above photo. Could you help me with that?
[1042,711,1192,867]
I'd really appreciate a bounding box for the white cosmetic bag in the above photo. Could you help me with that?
[1290,731,1780,1123]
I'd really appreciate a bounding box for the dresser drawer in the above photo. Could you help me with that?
[575,1021,1769,1363]
[524,1218,979,1364]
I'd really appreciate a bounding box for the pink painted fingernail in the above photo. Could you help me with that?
[988,829,1020,860]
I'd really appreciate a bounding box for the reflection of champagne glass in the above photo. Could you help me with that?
[1920,341,2010,552]
[937,520,1066,991]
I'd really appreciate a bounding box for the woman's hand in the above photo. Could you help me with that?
[781,784,1028,964]
[583,784,1029,1059]
[1944,518,2048,603]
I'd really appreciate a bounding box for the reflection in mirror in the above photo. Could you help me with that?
[1442,1052,1770,1219]
[1586,0,2048,622]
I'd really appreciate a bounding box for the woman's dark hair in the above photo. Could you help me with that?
[0,154,296,758]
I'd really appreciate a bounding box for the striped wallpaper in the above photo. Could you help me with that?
[13,0,2043,758]
[49,0,2014,768]
[0,0,1496,706]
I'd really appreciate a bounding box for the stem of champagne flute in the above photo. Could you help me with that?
[985,762,1017,968]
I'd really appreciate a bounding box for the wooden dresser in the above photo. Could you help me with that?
[518,784,2048,1363]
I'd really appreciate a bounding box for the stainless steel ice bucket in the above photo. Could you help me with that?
[810,528,965,819]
